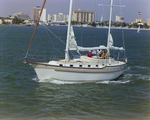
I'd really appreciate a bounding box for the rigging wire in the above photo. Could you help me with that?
[100,0,109,39]
[80,27,83,47]
[43,24,79,59]
[95,0,98,38]
[43,25,66,44]
[43,25,65,56]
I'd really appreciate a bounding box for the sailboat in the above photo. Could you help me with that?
[24,0,127,82]
[137,23,143,33]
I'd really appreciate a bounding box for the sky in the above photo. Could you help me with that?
[1,0,150,23]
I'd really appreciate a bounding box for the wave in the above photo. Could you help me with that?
[127,66,148,73]
[121,73,150,81]
[96,74,150,84]
[35,78,131,85]
[96,80,131,84]
[32,77,83,84]
[137,74,150,81]
[32,76,39,82]
[133,66,147,69]
[46,79,83,85]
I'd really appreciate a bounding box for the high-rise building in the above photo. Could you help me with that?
[53,14,57,21]
[115,15,124,22]
[48,14,52,22]
[48,14,57,22]
[31,6,41,21]
[73,9,95,23]
[147,19,150,26]
[48,13,69,22]
[0,19,2,24]
[14,12,30,20]
[135,19,145,23]
[65,15,69,22]
[57,13,65,21]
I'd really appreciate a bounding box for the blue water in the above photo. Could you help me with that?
[0,26,150,119]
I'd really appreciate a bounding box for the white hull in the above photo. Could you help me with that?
[34,68,125,82]
[28,60,127,82]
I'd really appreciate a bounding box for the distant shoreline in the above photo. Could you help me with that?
[0,24,150,31]
[0,24,25,26]
[101,27,150,31]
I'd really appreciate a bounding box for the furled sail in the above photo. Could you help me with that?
[107,34,124,50]
[77,45,108,51]
[107,33,113,48]
[68,26,78,50]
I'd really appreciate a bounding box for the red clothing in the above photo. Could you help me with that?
[87,52,93,57]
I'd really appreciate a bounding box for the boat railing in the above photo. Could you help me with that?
[119,57,127,63]
[115,56,126,63]
[24,55,65,63]
[24,55,47,63]
[24,55,125,66]
[49,56,65,61]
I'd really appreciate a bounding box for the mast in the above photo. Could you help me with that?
[25,0,46,59]
[65,0,73,61]
[101,15,103,23]
[107,0,113,49]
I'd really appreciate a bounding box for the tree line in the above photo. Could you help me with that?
[1,16,25,24]
[71,21,150,29]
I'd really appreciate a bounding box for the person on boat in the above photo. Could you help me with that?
[105,50,110,58]
[102,50,109,59]
[97,49,102,57]
[102,50,106,59]
[92,50,96,56]
[87,51,93,58]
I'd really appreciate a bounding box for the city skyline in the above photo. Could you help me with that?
[1,0,150,23]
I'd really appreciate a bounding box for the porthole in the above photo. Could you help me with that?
[79,65,82,67]
[70,65,73,67]
[59,64,63,66]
